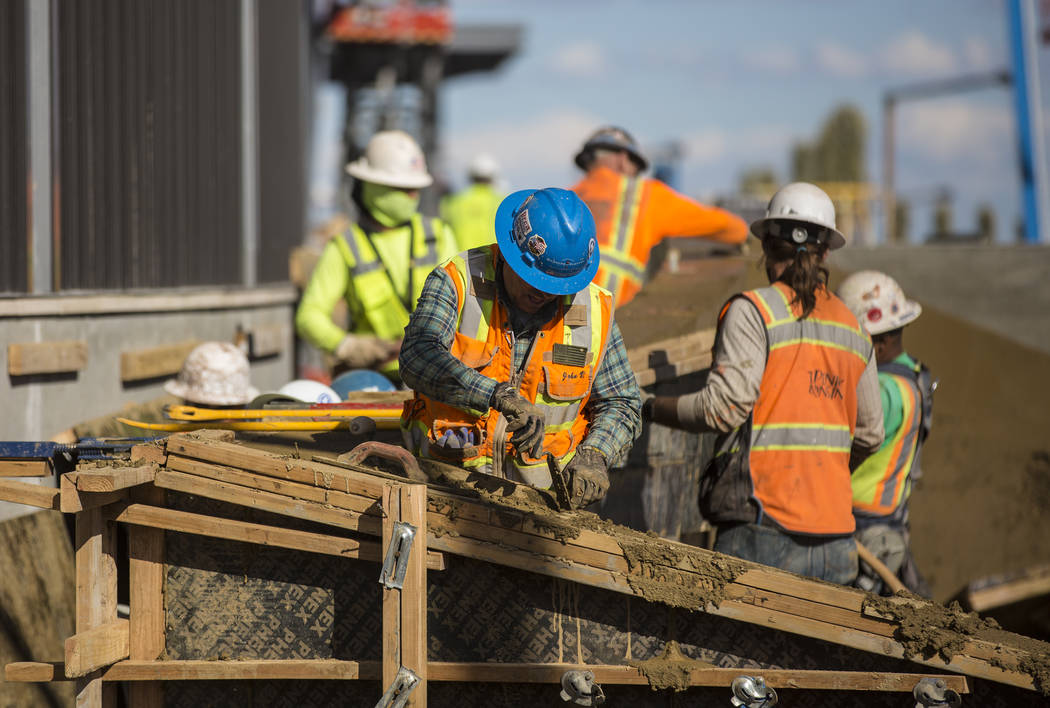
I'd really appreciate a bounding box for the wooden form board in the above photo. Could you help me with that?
[5,659,969,693]
[7,339,88,375]
[0,478,60,509]
[119,340,199,382]
[127,485,165,708]
[0,459,52,477]
[75,506,118,707]
[628,329,715,387]
[153,434,1042,694]
[966,563,1050,612]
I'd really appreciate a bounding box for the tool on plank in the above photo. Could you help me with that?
[546,452,574,511]
[165,404,401,421]
[117,417,400,432]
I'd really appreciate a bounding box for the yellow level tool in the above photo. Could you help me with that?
[164,404,402,422]
[117,417,401,432]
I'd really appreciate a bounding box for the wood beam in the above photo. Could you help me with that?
[74,465,156,493]
[381,485,401,694]
[75,506,118,706]
[127,485,165,708]
[5,661,64,682]
[0,460,52,477]
[400,484,427,707]
[64,620,130,678]
[0,478,60,509]
[60,474,126,513]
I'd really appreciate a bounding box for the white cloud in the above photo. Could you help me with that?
[963,37,997,72]
[744,46,802,75]
[814,42,868,78]
[898,100,1013,162]
[880,30,957,76]
[547,41,608,78]
[442,109,605,187]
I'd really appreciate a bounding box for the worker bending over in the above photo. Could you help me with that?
[643,183,883,583]
[441,153,504,252]
[296,130,458,378]
[571,126,748,306]
[400,188,641,508]
[838,271,935,597]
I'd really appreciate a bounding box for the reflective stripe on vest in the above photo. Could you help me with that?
[333,214,442,341]
[402,245,614,485]
[596,176,645,300]
[852,368,922,517]
[738,283,871,535]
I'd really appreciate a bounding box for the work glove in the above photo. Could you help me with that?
[490,382,546,458]
[335,334,401,370]
[564,446,609,508]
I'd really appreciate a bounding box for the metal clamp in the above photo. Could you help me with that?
[379,521,417,590]
[731,675,778,707]
[375,666,420,708]
[560,670,605,706]
[914,677,962,707]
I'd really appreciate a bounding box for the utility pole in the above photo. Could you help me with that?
[1008,0,1050,244]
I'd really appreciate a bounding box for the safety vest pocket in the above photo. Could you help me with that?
[541,363,591,401]
[452,332,497,370]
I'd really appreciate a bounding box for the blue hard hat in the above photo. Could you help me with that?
[331,369,397,398]
[494,188,600,295]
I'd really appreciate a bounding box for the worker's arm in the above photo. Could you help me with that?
[646,298,764,433]
[295,238,353,353]
[578,322,642,465]
[399,268,499,411]
[647,179,748,245]
[850,354,886,470]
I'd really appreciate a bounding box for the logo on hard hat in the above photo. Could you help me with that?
[513,209,533,246]
[527,235,547,256]
[588,238,596,258]
[867,308,882,323]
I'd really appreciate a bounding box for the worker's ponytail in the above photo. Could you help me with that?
[761,236,829,320]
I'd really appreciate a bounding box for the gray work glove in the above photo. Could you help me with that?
[490,382,546,458]
[335,334,401,370]
[565,446,610,508]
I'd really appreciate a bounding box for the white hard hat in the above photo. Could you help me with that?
[750,182,846,250]
[837,270,922,335]
[468,153,499,180]
[276,379,342,404]
[164,342,259,406]
[345,130,433,189]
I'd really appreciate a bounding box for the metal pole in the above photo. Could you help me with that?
[882,95,896,244]
[240,0,259,286]
[1022,0,1050,243]
[1007,0,1046,243]
[26,0,53,293]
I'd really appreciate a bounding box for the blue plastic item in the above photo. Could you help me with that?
[331,369,397,399]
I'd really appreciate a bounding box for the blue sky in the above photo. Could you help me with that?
[436,0,1050,243]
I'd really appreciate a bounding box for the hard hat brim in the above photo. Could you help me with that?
[865,300,922,335]
[574,141,649,172]
[345,159,434,189]
[494,189,601,296]
[163,379,260,406]
[749,217,847,250]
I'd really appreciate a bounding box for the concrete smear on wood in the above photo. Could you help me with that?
[629,639,714,692]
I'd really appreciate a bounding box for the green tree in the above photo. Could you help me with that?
[976,203,996,242]
[790,104,867,183]
[738,167,779,197]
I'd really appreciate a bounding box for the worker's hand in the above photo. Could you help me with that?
[565,446,609,508]
[335,334,401,369]
[490,383,546,458]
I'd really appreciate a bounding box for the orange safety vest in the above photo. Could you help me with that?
[401,245,614,487]
[572,166,747,306]
[702,282,873,535]
[851,361,925,517]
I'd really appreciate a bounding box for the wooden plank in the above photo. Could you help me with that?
[7,339,88,375]
[4,661,64,682]
[247,323,286,359]
[75,465,156,492]
[130,443,167,467]
[0,459,52,477]
[153,469,382,537]
[0,478,60,509]
[60,474,126,513]
[967,563,1050,612]
[127,485,165,708]
[119,340,199,382]
[627,328,716,369]
[381,485,401,693]
[64,620,130,678]
[400,484,428,707]
[103,659,378,681]
[75,506,118,707]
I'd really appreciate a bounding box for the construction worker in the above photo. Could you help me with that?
[400,188,641,507]
[440,153,504,251]
[51,341,258,441]
[571,126,749,306]
[642,183,884,584]
[838,271,935,597]
[295,130,458,378]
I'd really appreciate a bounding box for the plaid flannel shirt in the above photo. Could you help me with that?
[399,267,641,464]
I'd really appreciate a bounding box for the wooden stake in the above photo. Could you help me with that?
[400,484,428,707]
[127,485,166,708]
[381,485,402,694]
[75,506,118,707]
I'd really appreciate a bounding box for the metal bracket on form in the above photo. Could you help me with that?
[379,521,417,590]
[374,666,420,708]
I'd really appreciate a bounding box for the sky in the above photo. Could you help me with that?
[435,0,1050,244]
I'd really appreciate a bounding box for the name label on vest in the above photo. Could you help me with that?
[552,343,588,367]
